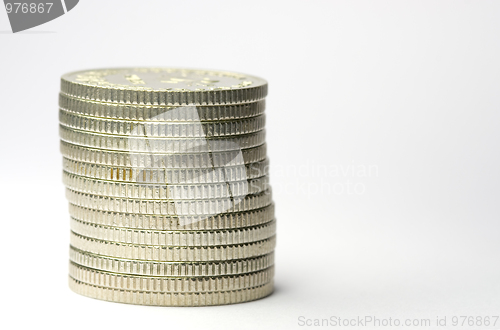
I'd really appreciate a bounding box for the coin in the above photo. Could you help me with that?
[63,171,270,199]
[60,141,267,167]
[62,157,269,183]
[60,67,274,306]
[70,232,276,262]
[59,94,266,121]
[68,203,275,231]
[70,217,276,246]
[60,109,266,137]
[69,277,274,306]
[70,247,274,276]
[60,125,266,153]
[69,262,274,292]
[65,188,273,215]
[60,68,268,106]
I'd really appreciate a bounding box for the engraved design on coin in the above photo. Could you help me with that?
[69,68,258,91]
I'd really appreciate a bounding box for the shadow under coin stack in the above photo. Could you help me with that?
[59,68,275,306]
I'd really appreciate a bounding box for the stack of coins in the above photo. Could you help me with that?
[59,68,275,306]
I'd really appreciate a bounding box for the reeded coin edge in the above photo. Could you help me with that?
[69,277,274,306]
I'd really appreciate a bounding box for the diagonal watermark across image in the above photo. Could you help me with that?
[126,105,250,226]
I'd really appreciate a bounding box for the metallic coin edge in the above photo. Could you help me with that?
[68,203,275,230]
[70,217,276,246]
[62,157,269,183]
[69,262,274,292]
[60,109,266,137]
[69,277,274,306]
[60,141,267,167]
[70,246,275,276]
[59,93,266,121]
[70,231,276,262]
[63,171,270,199]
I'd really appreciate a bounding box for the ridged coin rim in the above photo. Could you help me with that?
[62,157,269,183]
[60,140,267,167]
[59,93,266,121]
[60,109,266,137]
[65,188,273,215]
[61,68,268,106]
[70,217,276,246]
[68,203,275,231]
[69,262,274,292]
[70,247,274,276]
[70,232,276,262]
[69,277,274,306]
[60,125,266,153]
[63,171,270,199]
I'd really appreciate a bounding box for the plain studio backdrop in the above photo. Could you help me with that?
[1,1,499,329]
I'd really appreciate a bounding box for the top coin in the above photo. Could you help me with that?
[61,68,268,106]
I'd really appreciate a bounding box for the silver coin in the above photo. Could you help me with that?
[70,246,274,276]
[61,68,268,106]
[68,203,275,231]
[62,157,269,184]
[65,188,273,215]
[69,277,274,306]
[69,262,274,292]
[70,217,276,246]
[70,231,276,262]
[63,171,270,199]
[60,109,266,137]
[59,93,266,121]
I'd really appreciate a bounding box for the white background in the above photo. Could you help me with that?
[1,1,499,329]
